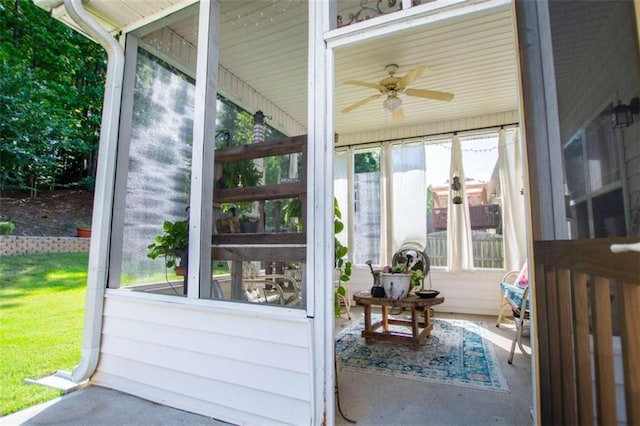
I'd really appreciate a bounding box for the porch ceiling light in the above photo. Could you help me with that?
[611,96,639,128]
[383,93,402,112]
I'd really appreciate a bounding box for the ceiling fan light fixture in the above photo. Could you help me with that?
[383,95,402,112]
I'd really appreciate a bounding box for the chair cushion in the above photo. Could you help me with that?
[515,262,528,287]
[500,282,530,310]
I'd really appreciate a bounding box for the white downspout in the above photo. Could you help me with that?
[61,0,124,383]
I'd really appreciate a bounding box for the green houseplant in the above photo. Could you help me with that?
[147,220,189,270]
[238,212,260,233]
[334,198,352,317]
[283,197,302,232]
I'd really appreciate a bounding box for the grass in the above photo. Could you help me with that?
[0,252,87,416]
[0,253,230,416]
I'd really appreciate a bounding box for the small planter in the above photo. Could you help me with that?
[240,221,259,233]
[76,227,92,238]
[380,272,411,300]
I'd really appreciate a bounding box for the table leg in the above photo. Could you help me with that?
[382,305,389,332]
[411,306,420,339]
[423,306,431,331]
[363,304,372,343]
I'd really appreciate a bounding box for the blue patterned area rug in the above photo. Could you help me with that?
[336,317,510,393]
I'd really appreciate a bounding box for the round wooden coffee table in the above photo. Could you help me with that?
[353,290,445,350]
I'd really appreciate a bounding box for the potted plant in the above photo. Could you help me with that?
[334,198,352,317]
[147,219,189,274]
[76,221,92,238]
[283,198,302,232]
[379,260,424,300]
[239,212,260,233]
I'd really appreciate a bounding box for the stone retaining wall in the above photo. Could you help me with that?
[0,236,90,256]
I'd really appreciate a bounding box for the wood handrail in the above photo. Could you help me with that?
[534,238,640,283]
[532,237,640,425]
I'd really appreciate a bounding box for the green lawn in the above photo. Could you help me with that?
[0,252,87,416]
[0,253,230,416]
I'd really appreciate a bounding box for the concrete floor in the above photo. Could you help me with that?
[334,308,533,425]
[1,386,228,426]
[3,309,531,426]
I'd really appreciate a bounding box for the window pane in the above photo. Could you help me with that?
[353,148,380,264]
[460,135,503,269]
[586,108,619,191]
[564,134,586,199]
[592,189,626,237]
[117,5,199,293]
[425,141,450,267]
[391,143,426,252]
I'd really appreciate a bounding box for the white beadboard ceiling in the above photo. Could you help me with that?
[46,0,521,138]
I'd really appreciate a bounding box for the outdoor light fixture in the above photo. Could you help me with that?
[611,96,640,128]
[451,176,463,205]
[383,93,402,112]
[252,110,265,143]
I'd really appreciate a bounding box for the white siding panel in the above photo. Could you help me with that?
[102,296,310,346]
[95,295,313,425]
[102,317,310,373]
[100,335,310,400]
[94,357,309,425]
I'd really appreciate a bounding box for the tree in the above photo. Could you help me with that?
[0,0,106,193]
[354,151,379,173]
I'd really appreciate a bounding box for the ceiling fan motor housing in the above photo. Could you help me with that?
[384,63,399,75]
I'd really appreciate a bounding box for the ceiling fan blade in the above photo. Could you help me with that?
[396,66,429,88]
[405,88,454,102]
[341,94,382,113]
[392,108,405,123]
[344,80,384,91]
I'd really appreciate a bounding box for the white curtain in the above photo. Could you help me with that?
[498,129,526,271]
[447,135,474,271]
[333,150,349,251]
[391,143,427,256]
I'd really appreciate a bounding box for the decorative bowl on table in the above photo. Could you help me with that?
[415,290,440,299]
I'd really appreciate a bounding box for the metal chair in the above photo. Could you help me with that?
[506,284,531,364]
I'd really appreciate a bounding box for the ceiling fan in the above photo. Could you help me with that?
[341,64,454,122]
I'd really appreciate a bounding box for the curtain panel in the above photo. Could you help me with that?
[446,135,474,272]
[498,129,526,271]
[390,143,427,257]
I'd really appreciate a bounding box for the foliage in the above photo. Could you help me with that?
[0,252,87,416]
[0,0,106,192]
[354,151,380,173]
[147,220,189,269]
[283,197,302,231]
[216,96,294,229]
[238,212,259,223]
[410,269,425,288]
[426,185,434,215]
[0,221,15,236]
[334,198,352,317]
[383,260,425,289]
[215,98,262,188]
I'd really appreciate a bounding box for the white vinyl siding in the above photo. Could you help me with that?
[93,293,313,425]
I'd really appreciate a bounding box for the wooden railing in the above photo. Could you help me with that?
[532,238,639,425]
